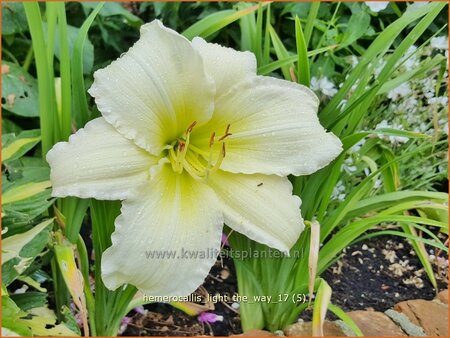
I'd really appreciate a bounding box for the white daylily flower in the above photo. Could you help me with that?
[46,20,342,297]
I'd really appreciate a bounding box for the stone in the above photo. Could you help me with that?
[283,321,346,336]
[394,299,448,336]
[347,310,406,336]
[384,309,425,336]
[334,320,359,336]
[239,329,274,336]
[436,289,448,304]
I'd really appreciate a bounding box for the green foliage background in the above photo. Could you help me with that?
[1,1,448,336]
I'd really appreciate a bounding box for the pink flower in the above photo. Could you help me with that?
[198,312,224,324]
[221,233,229,246]
[118,316,132,335]
[134,305,146,315]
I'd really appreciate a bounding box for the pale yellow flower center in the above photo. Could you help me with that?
[167,121,231,180]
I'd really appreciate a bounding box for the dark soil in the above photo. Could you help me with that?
[322,234,448,313]
[122,255,242,336]
[123,234,448,336]
[123,307,204,336]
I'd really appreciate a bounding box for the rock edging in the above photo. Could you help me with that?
[281,289,448,336]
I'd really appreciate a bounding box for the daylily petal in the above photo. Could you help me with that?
[192,77,342,176]
[208,170,304,253]
[88,20,215,156]
[46,118,156,200]
[101,165,224,296]
[192,37,256,96]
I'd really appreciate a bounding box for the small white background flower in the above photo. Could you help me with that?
[387,82,412,101]
[310,76,338,97]
[376,120,409,144]
[47,21,342,297]
[365,1,389,12]
[430,36,448,50]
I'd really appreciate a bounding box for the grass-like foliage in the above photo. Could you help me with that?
[1,1,448,336]
[228,2,448,332]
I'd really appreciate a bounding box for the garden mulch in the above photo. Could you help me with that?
[123,257,242,336]
[322,235,448,313]
[122,235,448,336]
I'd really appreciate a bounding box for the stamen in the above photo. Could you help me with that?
[186,121,197,134]
[186,152,206,173]
[188,144,210,157]
[168,147,182,173]
[203,143,225,181]
[209,132,215,148]
[218,124,232,141]
[174,120,197,169]
[166,121,230,180]
[212,143,226,171]
[178,139,186,153]
[181,158,204,181]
